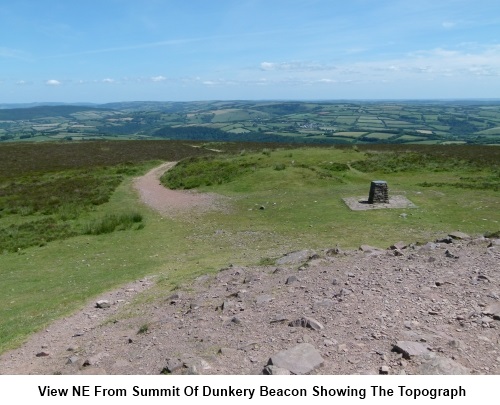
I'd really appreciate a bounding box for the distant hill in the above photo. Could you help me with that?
[0,105,113,120]
[0,100,499,145]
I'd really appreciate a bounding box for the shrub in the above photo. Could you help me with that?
[84,212,143,235]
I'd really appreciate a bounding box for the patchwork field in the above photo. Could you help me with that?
[2,100,500,144]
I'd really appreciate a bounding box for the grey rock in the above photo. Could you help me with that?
[285,275,298,285]
[487,239,500,247]
[267,343,324,375]
[390,241,407,250]
[95,300,110,309]
[163,358,183,374]
[36,351,50,357]
[289,317,324,331]
[393,341,430,359]
[379,365,390,374]
[255,294,273,306]
[220,300,234,311]
[276,250,314,265]
[218,347,238,356]
[445,250,459,259]
[483,302,500,319]
[270,315,289,324]
[66,356,79,365]
[82,356,99,367]
[449,231,471,240]
[263,365,291,375]
[417,353,469,375]
[166,292,181,301]
[313,299,335,310]
[326,247,341,256]
[230,316,242,325]
[421,242,438,251]
[359,245,381,253]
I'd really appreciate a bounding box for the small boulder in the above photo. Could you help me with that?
[289,317,324,331]
[483,302,500,320]
[95,300,110,309]
[448,231,471,240]
[393,341,430,359]
[267,343,324,375]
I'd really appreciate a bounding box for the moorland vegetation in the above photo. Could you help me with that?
[0,139,498,353]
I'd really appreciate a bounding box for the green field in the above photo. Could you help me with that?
[1,141,498,353]
[2,100,500,145]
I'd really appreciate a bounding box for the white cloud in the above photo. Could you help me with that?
[260,62,276,71]
[151,75,166,82]
[45,79,61,86]
[102,78,115,83]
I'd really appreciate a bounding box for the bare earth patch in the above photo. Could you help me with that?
[1,235,499,375]
[0,164,498,375]
[133,162,229,216]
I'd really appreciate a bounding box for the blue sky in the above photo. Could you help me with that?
[1,0,499,102]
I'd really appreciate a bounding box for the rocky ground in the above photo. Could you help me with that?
[1,164,499,375]
[1,233,499,375]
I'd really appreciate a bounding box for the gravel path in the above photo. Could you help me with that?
[133,162,228,216]
[0,164,498,375]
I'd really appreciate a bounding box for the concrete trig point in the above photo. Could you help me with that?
[368,180,389,204]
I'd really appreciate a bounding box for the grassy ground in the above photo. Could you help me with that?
[0,143,498,353]
[164,147,498,251]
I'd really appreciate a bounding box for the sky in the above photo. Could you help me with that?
[1,0,500,103]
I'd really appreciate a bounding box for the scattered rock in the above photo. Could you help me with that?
[255,295,273,306]
[218,348,238,356]
[449,232,471,240]
[95,300,110,309]
[418,353,469,375]
[276,250,314,265]
[326,247,341,256]
[483,303,500,320]
[162,358,183,374]
[379,365,390,375]
[393,341,430,359]
[390,241,407,250]
[359,245,381,253]
[267,343,324,375]
[445,250,459,259]
[289,317,324,331]
[1,235,498,376]
[263,365,291,375]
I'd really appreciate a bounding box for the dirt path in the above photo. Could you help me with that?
[1,164,499,375]
[133,162,228,216]
[0,163,228,374]
[1,237,499,375]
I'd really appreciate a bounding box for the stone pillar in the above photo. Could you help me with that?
[368,180,389,204]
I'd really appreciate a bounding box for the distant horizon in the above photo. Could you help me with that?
[2,1,499,103]
[2,97,500,107]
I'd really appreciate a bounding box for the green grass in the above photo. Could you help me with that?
[83,212,143,235]
[0,143,499,354]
